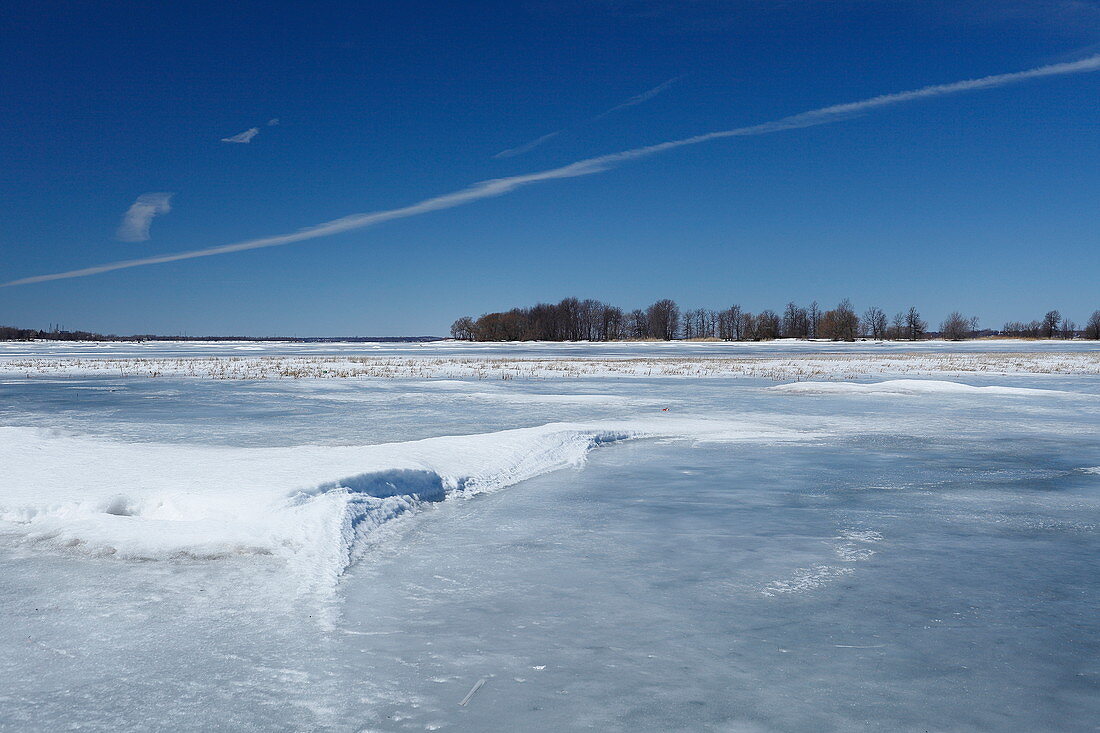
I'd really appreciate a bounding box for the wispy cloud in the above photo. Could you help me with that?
[267,118,280,126]
[221,127,260,143]
[7,54,1100,287]
[493,131,563,159]
[115,193,173,242]
[593,76,681,120]
[494,76,680,158]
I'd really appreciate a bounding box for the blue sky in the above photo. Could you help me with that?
[2,0,1098,336]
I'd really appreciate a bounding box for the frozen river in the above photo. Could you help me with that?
[1,341,1098,731]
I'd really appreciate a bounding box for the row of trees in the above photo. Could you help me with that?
[0,326,439,343]
[0,326,123,342]
[452,299,1100,342]
[1002,310,1098,340]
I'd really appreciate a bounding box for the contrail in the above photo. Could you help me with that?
[5,54,1099,288]
[494,76,680,158]
[493,131,563,159]
[593,76,681,120]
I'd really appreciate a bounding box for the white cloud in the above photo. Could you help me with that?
[267,118,280,126]
[7,54,1100,287]
[115,193,173,242]
[221,127,260,143]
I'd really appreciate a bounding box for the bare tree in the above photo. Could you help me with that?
[782,302,809,339]
[598,304,625,341]
[1086,311,1100,340]
[682,308,713,339]
[474,309,528,341]
[578,299,603,341]
[940,311,971,341]
[739,311,757,341]
[718,305,743,340]
[1003,320,1043,338]
[646,299,680,340]
[818,309,837,340]
[1042,310,1061,339]
[905,307,927,341]
[807,301,820,339]
[863,306,888,340]
[889,311,906,340]
[702,309,718,338]
[627,310,649,339]
[450,316,476,340]
[756,310,781,340]
[1060,317,1077,340]
[816,302,856,341]
[831,299,859,341]
[681,310,697,340]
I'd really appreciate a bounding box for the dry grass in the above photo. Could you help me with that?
[3,352,1099,382]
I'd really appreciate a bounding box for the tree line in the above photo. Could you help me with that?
[0,326,125,342]
[1000,310,1091,339]
[452,299,1100,342]
[0,326,441,343]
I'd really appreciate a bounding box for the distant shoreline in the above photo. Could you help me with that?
[0,328,443,344]
[2,335,1096,346]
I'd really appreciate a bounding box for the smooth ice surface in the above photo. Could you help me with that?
[2,341,1099,731]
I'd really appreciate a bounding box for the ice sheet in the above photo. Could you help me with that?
[1,417,808,595]
[2,342,1099,731]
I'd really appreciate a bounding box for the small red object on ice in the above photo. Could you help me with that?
[661,408,669,411]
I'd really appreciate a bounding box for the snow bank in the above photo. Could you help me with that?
[0,418,804,595]
[768,379,1074,397]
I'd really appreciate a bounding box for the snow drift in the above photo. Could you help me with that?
[0,418,804,595]
[768,379,1074,397]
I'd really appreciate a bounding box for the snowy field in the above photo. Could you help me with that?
[2,340,1099,731]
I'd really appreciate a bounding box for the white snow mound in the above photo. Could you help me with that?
[768,379,1072,397]
[0,418,804,595]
